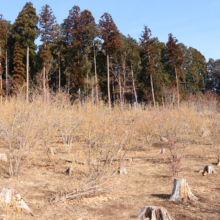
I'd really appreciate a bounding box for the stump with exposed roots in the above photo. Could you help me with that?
[199,165,216,176]
[137,206,173,220]
[169,178,197,201]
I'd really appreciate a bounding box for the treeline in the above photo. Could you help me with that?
[0,2,219,106]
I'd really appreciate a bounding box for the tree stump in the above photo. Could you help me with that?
[66,167,74,176]
[0,188,15,204]
[160,136,168,143]
[118,166,127,175]
[15,194,34,216]
[169,178,197,201]
[0,153,7,162]
[137,206,173,220]
[48,147,58,155]
[199,165,216,176]
[217,159,220,166]
[159,149,166,154]
[0,189,33,216]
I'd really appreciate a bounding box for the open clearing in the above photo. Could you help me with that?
[1,140,220,219]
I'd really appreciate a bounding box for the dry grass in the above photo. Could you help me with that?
[0,93,219,219]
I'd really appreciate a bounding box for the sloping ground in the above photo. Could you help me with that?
[0,142,220,220]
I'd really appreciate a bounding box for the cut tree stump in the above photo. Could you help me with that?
[15,194,34,216]
[66,167,74,176]
[199,165,216,176]
[0,189,33,216]
[0,188,15,204]
[160,136,168,143]
[48,147,58,155]
[169,178,197,201]
[0,153,7,162]
[159,149,166,154]
[217,159,220,166]
[137,206,173,220]
[118,166,127,175]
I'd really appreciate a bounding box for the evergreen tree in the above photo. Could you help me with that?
[52,24,65,92]
[99,13,121,108]
[39,4,56,96]
[80,9,98,100]
[13,2,38,102]
[0,14,6,100]
[63,6,84,96]
[126,35,140,105]
[140,26,156,106]
[205,59,220,93]
[4,21,13,95]
[12,41,25,90]
[166,34,185,107]
[184,47,206,93]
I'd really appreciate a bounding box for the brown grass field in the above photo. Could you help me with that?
[0,95,219,220]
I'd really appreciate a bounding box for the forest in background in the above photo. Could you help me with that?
[0,2,219,107]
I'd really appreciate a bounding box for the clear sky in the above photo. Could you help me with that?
[1,0,219,61]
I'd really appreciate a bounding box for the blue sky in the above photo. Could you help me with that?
[1,0,219,61]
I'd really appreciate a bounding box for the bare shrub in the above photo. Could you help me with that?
[135,110,160,150]
[53,103,134,202]
[0,96,43,176]
[159,108,201,176]
[54,96,82,154]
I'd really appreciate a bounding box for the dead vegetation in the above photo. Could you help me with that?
[0,93,219,219]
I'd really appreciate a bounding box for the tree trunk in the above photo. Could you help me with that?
[112,80,115,106]
[5,49,8,97]
[0,45,2,104]
[91,79,94,103]
[43,66,45,98]
[199,165,216,175]
[59,57,61,93]
[78,88,81,107]
[137,206,173,220]
[175,66,179,108]
[131,67,138,107]
[107,52,111,108]
[169,178,197,201]
[26,45,29,102]
[93,41,98,105]
[118,69,122,108]
[86,74,89,99]
[150,73,155,107]
[122,59,126,105]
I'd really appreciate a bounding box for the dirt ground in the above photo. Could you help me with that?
[0,141,220,220]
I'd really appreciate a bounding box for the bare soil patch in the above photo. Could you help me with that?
[1,141,220,220]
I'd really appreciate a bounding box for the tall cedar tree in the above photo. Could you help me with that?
[184,47,206,93]
[53,24,64,92]
[166,34,184,107]
[80,10,99,101]
[205,59,220,92]
[39,4,56,96]
[13,2,38,102]
[126,35,140,104]
[99,13,121,108]
[0,14,6,99]
[140,26,156,106]
[63,6,84,95]
[4,21,13,95]
[12,41,25,90]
